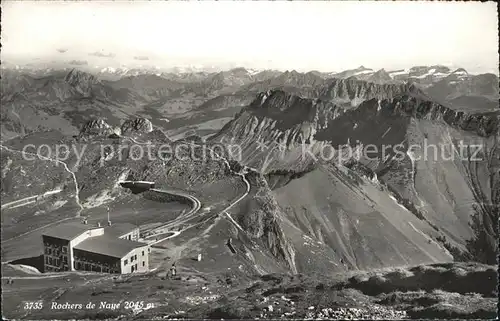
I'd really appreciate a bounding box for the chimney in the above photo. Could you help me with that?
[97,222,101,227]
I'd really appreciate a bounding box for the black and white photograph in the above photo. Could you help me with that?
[1,1,499,320]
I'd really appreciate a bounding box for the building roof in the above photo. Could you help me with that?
[105,222,138,238]
[73,234,147,259]
[42,221,95,241]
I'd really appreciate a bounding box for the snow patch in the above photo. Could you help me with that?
[247,68,261,75]
[353,69,373,75]
[389,69,409,76]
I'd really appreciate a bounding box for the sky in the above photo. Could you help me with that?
[2,1,498,73]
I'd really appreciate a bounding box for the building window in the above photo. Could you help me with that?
[142,261,145,267]
[63,256,68,264]
[62,246,68,254]
[142,251,145,256]
[124,259,128,265]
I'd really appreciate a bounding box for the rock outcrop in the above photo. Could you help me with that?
[120,117,153,134]
[365,69,395,84]
[79,118,114,136]
[218,89,498,150]
[212,88,498,175]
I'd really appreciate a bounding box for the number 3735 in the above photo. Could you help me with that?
[24,301,43,310]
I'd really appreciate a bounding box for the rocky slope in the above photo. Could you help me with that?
[313,78,425,107]
[332,66,375,79]
[108,74,185,102]
[2,65,496,141]
[211,87,499,267]
[240,70,327,96]
[0,69,142,140]
[1,63,497,320]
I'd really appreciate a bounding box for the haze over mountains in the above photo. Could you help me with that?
[2,1,498,319]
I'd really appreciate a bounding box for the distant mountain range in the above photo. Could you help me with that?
[1,63,498,141]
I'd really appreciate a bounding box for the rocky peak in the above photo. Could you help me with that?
[357,65,368,71]
[431,65,451,74]
[80,118,114,136]
[213,88,497,174]
[120,117,153,134]
[316,77,425,107]
[409,65,428,73]
[451,68,468,75]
